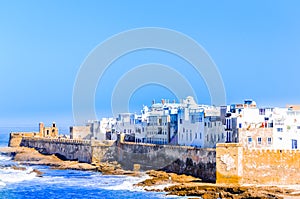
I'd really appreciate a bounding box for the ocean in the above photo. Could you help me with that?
[0,127,178,199]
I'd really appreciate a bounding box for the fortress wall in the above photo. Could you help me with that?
[242,148,300,184]
[20,137,92,163]
[91,140,116,163]
[113,142,216,182]
[9,132,38,147]
[13,136,300,185]
[18,137,217,182]
[217,143,300,185]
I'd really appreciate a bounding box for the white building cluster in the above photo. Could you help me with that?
[222,99,300,149]
[70,97,300,150]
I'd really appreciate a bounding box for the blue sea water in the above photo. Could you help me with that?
[0,127,178,199]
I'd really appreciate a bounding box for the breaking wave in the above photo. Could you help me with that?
[0,166,37,183]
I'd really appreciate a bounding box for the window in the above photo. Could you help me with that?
[257,137,262,144]
[195,133,197,139]
[226,119,231,130]
[259,108,265,115]
[267,137,272,145]
[204,122,207,126]
[200,132,202,139]
[248,137,252,144]
[180,119,182,124]
[199,116,202,122]
[183,128,185,132]
[292,139,298,149]
[268,123,274,128]
[190,133,192,141]
[277,128,283,132]
[226,132,231,142]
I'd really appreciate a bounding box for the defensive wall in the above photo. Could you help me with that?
[112,141,216,182]
[13,135,300,185]
[216,143,300,185]
[9,132,40,147]
[17,136,216,182]
[20,137,92,163]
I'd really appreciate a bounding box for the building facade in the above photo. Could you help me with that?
[223,99,300,150]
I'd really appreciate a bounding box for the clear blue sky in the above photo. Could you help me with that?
[0,1,299,127]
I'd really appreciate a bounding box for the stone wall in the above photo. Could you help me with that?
[216,143,243,184]
[91,140,116,163]
[9,132,39,147]
[13,136,300,185]
[112,142,216,182]
[20,137,92,163]
[17,137,217,182]
[216,143,300,185]
[242,148,300,184]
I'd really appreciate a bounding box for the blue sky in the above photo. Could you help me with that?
[0,1,300,127]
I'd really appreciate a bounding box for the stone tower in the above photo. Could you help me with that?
[39,122,44,137]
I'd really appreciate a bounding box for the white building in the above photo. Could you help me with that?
[223,99,300,150]
[177,97,225,148]
[115,113,137,134]
[89,118,117,141]
[133,96,226,148]
[135,100,182,145]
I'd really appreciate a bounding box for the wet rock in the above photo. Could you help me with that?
[30,169,43,177]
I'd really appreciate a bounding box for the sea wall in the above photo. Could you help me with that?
[20,137,92,163]
[216,143,300,185]
[9,132,39,147]
[17,137,216,182]
[112,142,216,182]
[14,136,300,185]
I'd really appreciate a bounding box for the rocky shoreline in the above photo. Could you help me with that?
[135,170,300,199]
[1,147,300,199]
[0,147,140,176]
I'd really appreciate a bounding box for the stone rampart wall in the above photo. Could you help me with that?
[17,137,217,182]
[20,137,92,163]
[113,142,216,182]
[216,143,300,185]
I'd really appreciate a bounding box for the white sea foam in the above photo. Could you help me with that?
[0,155,11,161]
[0,181,6,187]
[0,167,37,183]
[101,175,148,192]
